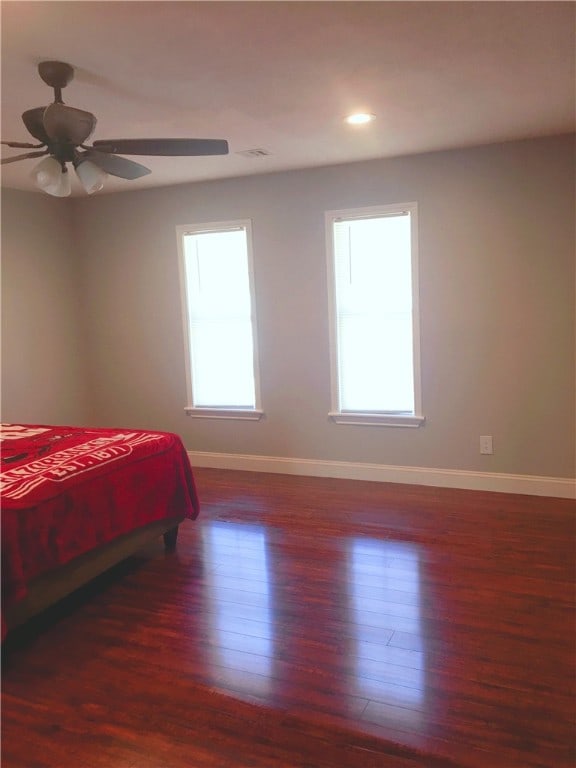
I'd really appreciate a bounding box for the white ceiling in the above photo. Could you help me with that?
[1,1,574,196]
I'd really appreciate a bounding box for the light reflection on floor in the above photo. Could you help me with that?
[348,537,425,724]
[202,520,425,727]
[203,521,273,694]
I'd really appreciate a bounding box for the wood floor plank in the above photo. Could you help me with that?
[2,467,574,767]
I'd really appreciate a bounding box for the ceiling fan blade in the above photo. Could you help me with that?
[92,138,229,156]
[43,103,97,145]
[1,150,48,165]
[22,107,51,144]
[79,150,151,180]
[1,140,44,149]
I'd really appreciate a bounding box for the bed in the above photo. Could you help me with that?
[1,423,199,635]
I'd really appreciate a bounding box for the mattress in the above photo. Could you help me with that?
[1,423,199,618]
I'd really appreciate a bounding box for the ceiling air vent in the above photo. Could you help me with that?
[236,148,272,158]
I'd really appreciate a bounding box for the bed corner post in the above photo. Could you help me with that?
[163,525,179,551]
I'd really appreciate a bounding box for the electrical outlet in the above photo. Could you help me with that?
[480,435,493,455]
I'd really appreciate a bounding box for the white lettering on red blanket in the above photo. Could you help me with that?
[0,432,163,500]
[0,425,50,440]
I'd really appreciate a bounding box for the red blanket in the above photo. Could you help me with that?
[1,424,199,618]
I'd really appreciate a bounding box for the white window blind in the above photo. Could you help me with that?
[327,204,423,426]
[178,222,261,415]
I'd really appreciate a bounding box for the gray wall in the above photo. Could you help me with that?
[69,135,575,478]
[1,189,91,425]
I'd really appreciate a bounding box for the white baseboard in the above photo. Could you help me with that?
[188,451,576,499]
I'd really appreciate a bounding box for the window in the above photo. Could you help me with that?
[326,203,424,427]
[177,220,262,419]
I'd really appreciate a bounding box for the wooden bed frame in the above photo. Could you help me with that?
[4,515,184,631]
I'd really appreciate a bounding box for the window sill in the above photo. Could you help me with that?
[185,407,264,421]
[329,412,425,428]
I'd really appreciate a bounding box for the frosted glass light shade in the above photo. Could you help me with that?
[46,168,72,197]
[31,157,71,197]
[75,159,107,194]
[32,156,62,190]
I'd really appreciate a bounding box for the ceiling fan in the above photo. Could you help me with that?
[1,61,229,196]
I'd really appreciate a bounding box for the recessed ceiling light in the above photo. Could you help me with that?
[345,113,376,125]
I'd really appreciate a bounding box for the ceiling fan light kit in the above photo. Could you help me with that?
[49,168,72,198]
[2,61,229,196]
[31,155,71,197]
[32,157,71,197]
[32,156,61,189]
[74,158,108,194]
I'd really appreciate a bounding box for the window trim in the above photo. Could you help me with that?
[176,219,263,420]
[325,202,425,428]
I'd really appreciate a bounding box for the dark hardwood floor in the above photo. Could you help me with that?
[2,468,575,767]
